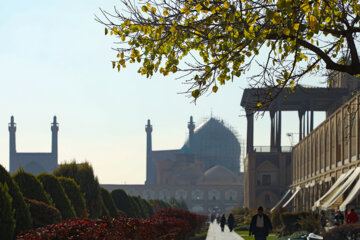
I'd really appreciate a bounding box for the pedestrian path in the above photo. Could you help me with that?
[206,222,245,240]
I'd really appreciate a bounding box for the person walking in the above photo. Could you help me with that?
[249,206,272,240]
[220,214,226,232]
[346,209,359,224]
[334,210,344,226]
[227,213,235,232]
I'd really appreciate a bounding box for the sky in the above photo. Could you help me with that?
[0,0,326,184]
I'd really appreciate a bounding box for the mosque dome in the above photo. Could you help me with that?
[183,117,240,172]
[198,165,238,185]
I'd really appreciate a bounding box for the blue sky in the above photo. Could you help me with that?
[0,0,326,184]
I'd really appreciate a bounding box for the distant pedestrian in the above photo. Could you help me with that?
[334,210,344,226]
[346,209,359,224]
[249,206,272,240]
[227,213,235,232]
[211,214,215,223]
[320,210,327,228]
[220,214,226,232]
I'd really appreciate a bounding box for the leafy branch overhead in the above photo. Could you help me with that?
[97,0,360,104]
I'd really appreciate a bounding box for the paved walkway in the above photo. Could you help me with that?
[206,222,245,240]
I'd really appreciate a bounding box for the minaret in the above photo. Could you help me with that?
[188,116,195,150]
[145,119,153,184]
[9,116,17,174]
[51,116,59,164]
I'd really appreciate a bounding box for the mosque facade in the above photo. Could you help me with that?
[9,116,58,175]
[103,117,244,214]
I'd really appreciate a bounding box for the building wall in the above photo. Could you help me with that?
[292,92,360,211]
[102,184,244,214]
[244,152,292,210]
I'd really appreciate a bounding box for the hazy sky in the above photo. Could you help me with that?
[0,0,326,184]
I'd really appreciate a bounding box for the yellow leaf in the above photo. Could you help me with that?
[112,61,116,68]
[121,35,125,41]
[283,28,290,35]
[226,26,233,32]
[192,89,200,98]
[224,2,230,9]
[124,19,131,26]
[212,86,218,93]
[325,17,331,23]
[257,102,263,108]
[308,14,317,29]
[293,23,300,31]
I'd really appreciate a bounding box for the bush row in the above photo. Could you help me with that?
[0,162,188,238]
[16,209,207,240]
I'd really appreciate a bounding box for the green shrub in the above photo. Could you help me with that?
[37,173,76,219]
[111,189,136,217]
[25,198,62,228]
[271,207,286,231]
[149,199,172,213]
[297,211,321,234]
[129,196,142,218]
[323,224,360,240]
[53,162,105,218]
[13,169,53,205]
[280,211,318,236]
[57,176,87,217]
[0,183,15,240]
[100,187,118,217]
[0,164,32,236]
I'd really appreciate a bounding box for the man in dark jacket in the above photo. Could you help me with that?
[249,206,272,240]
[227,213,235,232]
[220,214,226,232]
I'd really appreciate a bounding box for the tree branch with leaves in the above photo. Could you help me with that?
[97,0,360,107]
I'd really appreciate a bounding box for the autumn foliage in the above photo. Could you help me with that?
[16,209,207,240]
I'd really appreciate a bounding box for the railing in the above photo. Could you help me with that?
[253,146,293,153]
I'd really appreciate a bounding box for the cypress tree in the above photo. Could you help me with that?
[111,189,136,217]
[100,187,118,217]
[0,164,31,236]
[53,162,104,218]
[12,169,53,205]
[0,182,15,240]
[57,176,87,217]
[37,173,76,219]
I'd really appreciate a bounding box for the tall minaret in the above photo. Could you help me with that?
[51,116,59,165]
[9,116,17,174]
[188,116,195,150]
[145,119,153,184]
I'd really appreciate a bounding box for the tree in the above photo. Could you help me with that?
[12,169,53,206]
[98,0,360,107]
[0,164,32,236]
[53,162,105,218]
[100,187,118,217]
[57,176,87,217]
[37,173,76,219]
[111,189,136,217]
[0,183,15,240]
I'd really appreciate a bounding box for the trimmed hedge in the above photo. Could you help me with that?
[0,164,32,236]
[13,169,53,205]
[100,187,118,217]
[57,176,87,217]
[25,198,62,228]
[148,199,172,213]
[111,189,136,217]
[53,162,105,218]
[323,224,360,240]
[37,173,76,219]
[0,183,15,240]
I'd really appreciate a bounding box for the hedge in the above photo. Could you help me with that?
[111,189,136,217]
[100,187,118,217]
[0,183,15,240]
[37,173,76,219]
[57,176,87,217]
[53,162,105,218]
[25,198,62,228]
[0,164,32,236]
[12,169,53,206]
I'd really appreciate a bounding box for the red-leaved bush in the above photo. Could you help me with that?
[16,209,207,240]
